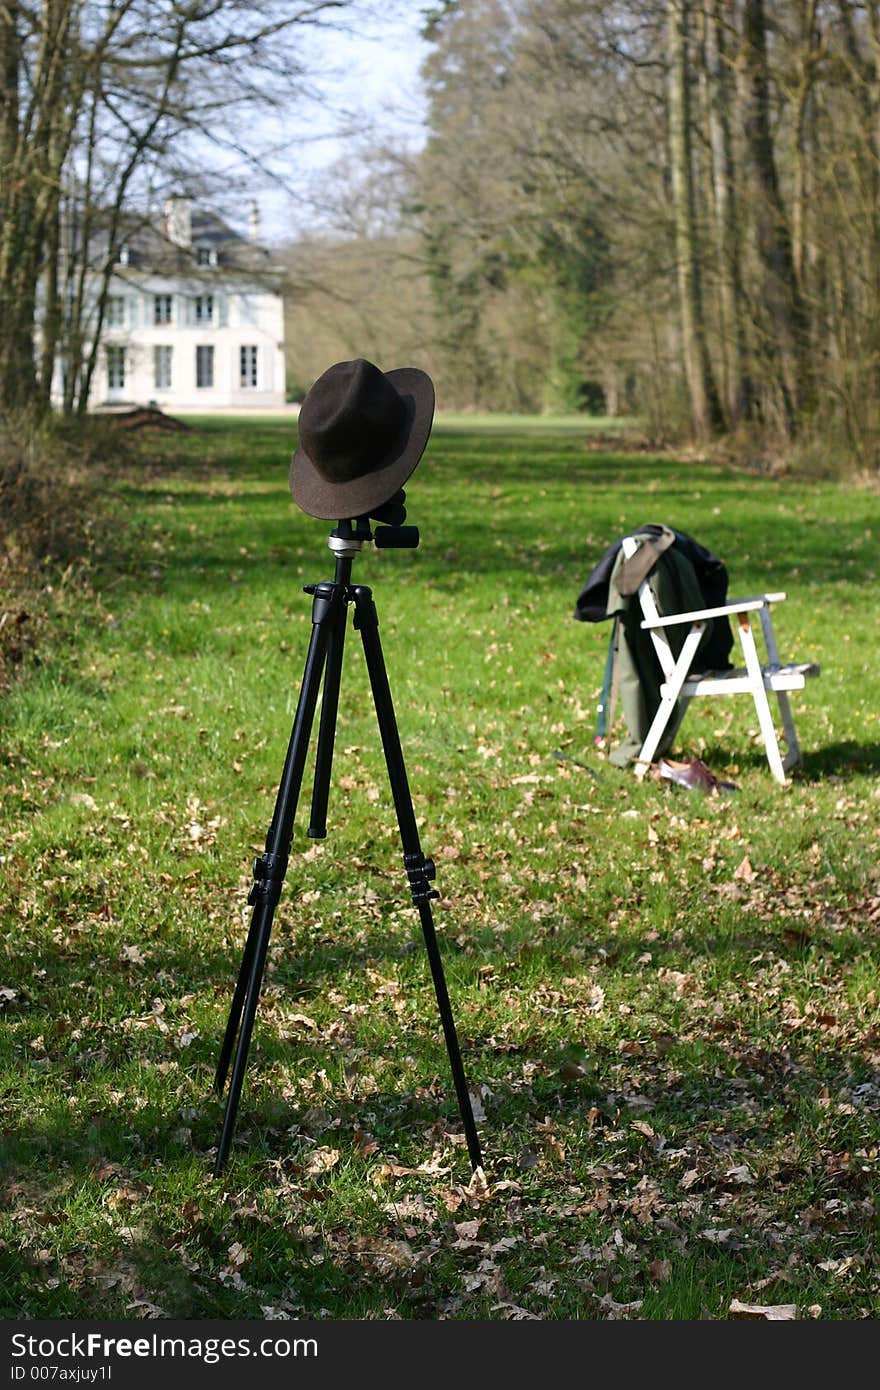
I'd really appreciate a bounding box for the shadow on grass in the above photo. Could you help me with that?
[96,487,877,610]
[797,741,880,780]
[4,906,875,1157]
[3,1014,878,1319]
[681,739,880,784]
[4,827,878,1319]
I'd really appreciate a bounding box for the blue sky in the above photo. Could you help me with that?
[257,6,430,240]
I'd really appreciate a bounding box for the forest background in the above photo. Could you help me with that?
[2,1,880,476]
[284,0,880,477]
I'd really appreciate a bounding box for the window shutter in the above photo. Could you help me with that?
[218,293,228,328]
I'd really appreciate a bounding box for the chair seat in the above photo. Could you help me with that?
[677,661,820,698]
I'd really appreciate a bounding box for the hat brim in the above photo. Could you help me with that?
[289,367,435,521]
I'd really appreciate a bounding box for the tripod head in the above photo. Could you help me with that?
[327,490,419,557]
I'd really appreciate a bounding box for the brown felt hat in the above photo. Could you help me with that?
[290,358,435,521]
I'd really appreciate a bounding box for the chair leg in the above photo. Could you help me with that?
[635,625,704,778]
[758,606,802,771]
[737,615,787,784]
[635,690,684,779]
[775,690,802,770]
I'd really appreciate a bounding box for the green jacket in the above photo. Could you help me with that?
[605,538,711,767]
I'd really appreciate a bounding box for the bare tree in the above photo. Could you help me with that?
[666,0,723,435]
[270,0,880,467]
[701,0,752,424]
[0,0,363,416]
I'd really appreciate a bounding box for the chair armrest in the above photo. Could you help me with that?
[641,593,787,630]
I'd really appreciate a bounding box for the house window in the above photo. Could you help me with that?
[106,345,126,390]
[194,294,213,324]
[154,294,173,325]
[196,345,214,389]
[154,345,172,390]
[239,345,258,389]
[105,296,125,327]
[196,246,217,267]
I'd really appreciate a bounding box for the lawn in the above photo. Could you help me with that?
[1,415,878,1320]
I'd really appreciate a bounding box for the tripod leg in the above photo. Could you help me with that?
[214,910,259,1094]
[217,588,351,1092]
[214,609,329,1098]
[352,584,483,1172]
[213,580,343,1175]
[214,900,275,1176]
[308,579,349,839]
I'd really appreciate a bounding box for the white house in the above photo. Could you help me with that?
[80,197,286,411]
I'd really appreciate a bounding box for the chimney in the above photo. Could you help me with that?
[248,201,261,243]
[164,196,192,248]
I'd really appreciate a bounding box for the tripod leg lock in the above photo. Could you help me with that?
[304,581,342,626]
[247,850,289,907]
[351,585,378,631]
[404,852,439,904]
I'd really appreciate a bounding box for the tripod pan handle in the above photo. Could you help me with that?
[374,525,420,549]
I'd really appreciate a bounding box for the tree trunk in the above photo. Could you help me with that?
[0,1,18,169]
[39,199,62,407]
[741,0,812,432]
[791,1,820,294]
[836,0,880,407]
[0,2,37,410]
[666,0,724,438]
[705,0,752,424]
[0,0,77,414]
[0,221,41,410]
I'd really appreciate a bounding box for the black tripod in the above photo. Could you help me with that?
[213,516,483,1176]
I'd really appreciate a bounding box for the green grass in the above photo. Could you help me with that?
[1,415,879,1321]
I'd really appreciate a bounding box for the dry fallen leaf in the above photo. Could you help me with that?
[286,1013,318,1031]
[701,1227,736,1245]
[725,1163,756,1185]
[302,1146,340,1176]
[354,1128,378,1158]
[491,1302,541,1320]
[729,1299,798,1320]
[451,1218,485,1249]
[599,1294,643,1319]
[463,1166,491,1202]
[733,855,757,883]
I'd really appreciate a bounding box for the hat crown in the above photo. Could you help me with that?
[290,357,435,521]
[298,359,405,485]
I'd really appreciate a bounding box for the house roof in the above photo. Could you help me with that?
[117,205,281,280]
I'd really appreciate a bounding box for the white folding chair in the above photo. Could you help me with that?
[620,535,820,784]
